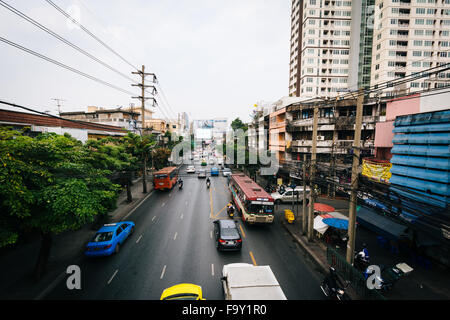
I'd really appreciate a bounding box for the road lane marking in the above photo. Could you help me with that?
[209,187,214,218]
[211,264,214,276]
[180,213,183,219]
[249,251,257,266]
[160,265,167,279]
[161,202,166,207]
[107,269,119,285]
[185,201,188,206]
[152,216,156,222]
[239,225,246,238]
[212,205,228,219]
[136,235,143,243]
[173,232,178,240]
[121,190,154,221]
[169,193,171,197]
[210,230,213,239]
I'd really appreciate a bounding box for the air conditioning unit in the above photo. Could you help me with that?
[317,136,325,141]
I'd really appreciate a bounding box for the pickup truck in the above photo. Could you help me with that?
[271,186,310,205]
[221,263,287,300]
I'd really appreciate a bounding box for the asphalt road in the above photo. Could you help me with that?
[44,163,325,300]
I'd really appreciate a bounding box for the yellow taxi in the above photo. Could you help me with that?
[160,283,205,300]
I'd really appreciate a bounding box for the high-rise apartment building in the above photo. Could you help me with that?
[370,0,450,96]
[289,0,354,98]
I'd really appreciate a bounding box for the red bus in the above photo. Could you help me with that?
[153,166,179,190]
[229,174,275,224]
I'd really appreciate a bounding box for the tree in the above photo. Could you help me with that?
[231,118,248,132]
[0,128,122,279]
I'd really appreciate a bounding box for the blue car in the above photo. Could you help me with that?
[85,221,135,257]
[211,167,219,176]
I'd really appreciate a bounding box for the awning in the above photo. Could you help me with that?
[314,216,329,234]
[356,206,408,241]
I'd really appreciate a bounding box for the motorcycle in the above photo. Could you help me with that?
[354,252,370,271]
[206,181,211,189]
[178,181,183,190]
[320,279,350,300]
[320,268,350,300]
[227,206,235,218]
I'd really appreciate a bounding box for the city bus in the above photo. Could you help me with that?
[153,166,179,190]
[229,174,275,224]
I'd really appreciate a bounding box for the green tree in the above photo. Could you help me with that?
[0,128,122,279]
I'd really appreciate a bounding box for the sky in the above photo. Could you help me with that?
[0,0,291,124]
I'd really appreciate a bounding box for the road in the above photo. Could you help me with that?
[44,162,325,300]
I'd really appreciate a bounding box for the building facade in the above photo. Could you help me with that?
[370,0,450,96]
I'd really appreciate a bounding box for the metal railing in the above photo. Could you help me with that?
[326,245,386,300]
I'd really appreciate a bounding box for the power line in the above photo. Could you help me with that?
[44,0,139,72]
[0,36,135,96]
[0,0,137,84]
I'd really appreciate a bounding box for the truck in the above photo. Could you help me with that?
[221,263,287,300]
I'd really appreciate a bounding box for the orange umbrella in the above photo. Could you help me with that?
[311,203,335,213]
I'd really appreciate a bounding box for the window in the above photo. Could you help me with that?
[412,51,422,56]
[415,19,424,25]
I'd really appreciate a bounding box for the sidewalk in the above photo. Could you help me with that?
[0,177,153,300]
[279,196,450,300]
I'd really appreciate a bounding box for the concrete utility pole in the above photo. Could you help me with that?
[132,65,157,194]
[346,88,364,264]
[307,107,319,241]
[302,153,307,235]
[52,98,65,116]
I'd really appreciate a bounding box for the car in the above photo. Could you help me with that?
[198,169,207,178]
[209,158,215,165]
[160,283,205,300]
[186,165,196,173]
[222,168,232,177]
[85,222,135,257]
[210,167,219,176]
[217,158,224,166]
[270,186,310,205]
[213,219,242,251]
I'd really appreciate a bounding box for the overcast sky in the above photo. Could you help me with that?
[0,0,291,124]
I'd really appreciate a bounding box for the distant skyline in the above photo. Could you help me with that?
[0,0,291,124]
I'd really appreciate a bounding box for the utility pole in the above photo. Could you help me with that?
[302,153,307,235]
[132,65,157,194]
[307,106,319,241]
[52,98,65,116]
[346,88,364,264]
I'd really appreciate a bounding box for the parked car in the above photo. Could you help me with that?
[85,222,135,257]
[198,169,207,178]
[186,165,196,173]
[210,167,219,176]
[160,283,205,300]
[271,187,310,205]
[222,168,232,177]
[213,219,242,251]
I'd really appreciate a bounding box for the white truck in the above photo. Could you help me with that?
[221,263,287,300]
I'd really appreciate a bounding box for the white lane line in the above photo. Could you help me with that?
[107,269,119,285]
[136,234,143,243]
[152,216,156,222]
[160,265,167,279]
[185,201,188,205]
[169,193,171,197]
[161,202,166,207]
[173,232,178,240]
[180,213,184,219]
[121,190,154,221]
[210,231,213,239]
[211,264,214,276]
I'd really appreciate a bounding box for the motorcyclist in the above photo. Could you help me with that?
[227,202,235,216]
[178,178,183,189]
[356,243,370,263]
[323,267,344,297]
[206,177,211,188]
